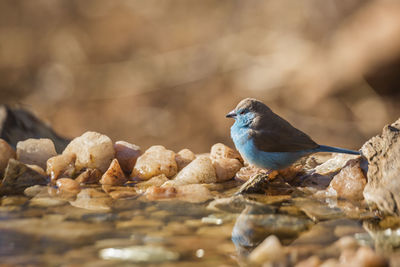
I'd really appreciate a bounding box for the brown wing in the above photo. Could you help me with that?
[250,110,319,152]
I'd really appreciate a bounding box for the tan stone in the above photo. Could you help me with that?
[100,159,127,186]
[210,143,243,163]
[175,148,195,170]
[75,168,102,184]
[131,145,177,180]
[114,141,141,173]
[213,158,242,182]
[16,138,57,169]
[0,139,15,175]
[46,153,76,181]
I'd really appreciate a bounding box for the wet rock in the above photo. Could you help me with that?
[328,158,367,201]
[339,246,387,267]
[361,118,400,216]
[1,196,29,206]
[70,188,112,211]
[131,145,177,180]
[23,185,47,197]
[74,168,102,184]
[16,138,57,169]
[235,174,296,195]
[0,139,15,175]
[210,143,243,163]
[232,206,311,250]
[26,164,46,176]
[294,198,344,222]
[248,235,284,264]
[0,159,48,195]
[135,174,169,193]
[175,148,195,170]
[146,184,213,203]
[315,154,359,175]
[295,256,322,267]
[107,187,137,199]
[235,165,264,182]
[213,158,243,182]
[99,245,179,262]
[56,178,80,197]
[114,141,141,173]
[46,153,76,181]
[63,131,114,173]
[163,156,216,186]
[30,196,68,207]
[100,159,127,186]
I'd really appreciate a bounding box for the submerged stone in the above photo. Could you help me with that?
[70,188,112,211]
[99,245,179,262]
[248,235,285,264]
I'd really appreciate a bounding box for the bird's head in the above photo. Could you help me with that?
[226,98,270,127]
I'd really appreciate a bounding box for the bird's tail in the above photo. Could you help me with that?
[316,145,360,155]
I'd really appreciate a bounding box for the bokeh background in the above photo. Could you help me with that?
[1,0,400,153]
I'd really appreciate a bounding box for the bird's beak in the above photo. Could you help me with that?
[226,110,237,118]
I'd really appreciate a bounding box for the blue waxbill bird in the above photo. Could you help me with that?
[226,98,359,170]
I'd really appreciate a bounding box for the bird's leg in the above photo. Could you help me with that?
[234,168,275,195]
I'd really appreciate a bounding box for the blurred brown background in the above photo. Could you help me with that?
[1,0,400,153]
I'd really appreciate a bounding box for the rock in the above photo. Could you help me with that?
[235,165,265,182]
[163,156,216,186]
[175,148,196,170]
[70,188,112,211]
[63,131,114,173]
[99,245,179,262]
[56,178,80,196]
[210,143,243,163]
[0,139,15,175]
[248,235,284,264]
[16,138,57,169]
[146,184,213,203]
[46,153,76,181]
[74,168,102,184]
[328,158,367,201]
[30,196,68,207]
[315,154,359,175]
[100,159,127,186]
[26,164,46,176]
[339,246,387,267]
[107,187,137,199]
[1,196,29,206]
[131,145,177,180]
[114,141,141,173]
[213,158,243,182]
[362,118,400,216]
[135,174,169,193]
[0,159,48,195]
[24,185,48,197]
[295,256,322,267]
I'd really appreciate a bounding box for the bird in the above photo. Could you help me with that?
[226,98,360,170]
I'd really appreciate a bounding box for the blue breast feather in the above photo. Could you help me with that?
[230,124,313,170]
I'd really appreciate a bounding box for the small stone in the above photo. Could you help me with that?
[99,246,179,262]
[315,154,359,175]
[30,196,68,207]
[108,188,137,199]
[75,168,102,184]
[175,184,213,203]
[0,139,15,175]
[70,188,112,211]
[164,156,216,186]
[56,178,80,196]
[16,138,57,169]
[340,246,387,267]
[213,158,243,182]
[0,159,48,195]
[26,164,47,176]
[24,185,48,197]
[335,236,359,251]
[210,143,243,163]
[235,165,265,182]
[1,196,28,206]
[135,174,169,193]
[63,131,115,172]
[131,145,177,180]
[114,141,141,173]
[146,186,177,200]
[295,256,321,267]
[100,159,127,186]
[175,148,196,170]
[46,153,76,181]
[328,158,367,201]
[248,235,284,264]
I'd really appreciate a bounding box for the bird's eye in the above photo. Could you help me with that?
[239,110,245,115]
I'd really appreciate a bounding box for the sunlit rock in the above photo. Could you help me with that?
[107,187,137,199]
[248,235,284,264]
[46,153,76,181]
[24,185,47,198]
[100,159,127,186]
[114,141,141,173]
[63,131,114,173]
[314,154,359,175]
[75,168,102,184]
[362,118,400,216]
[70,188,112,211]
[131,145,177,180]
[0,139,15,175]
[328,158,367,201]
[295,256,322,267]
[16,138,57,169]
[0,159,48,195]
[175,148,195,170]
[99,245,179,262]
[213,158,243,182]
[210,143,243,163]
[339,246,387,266]
[163,156,216,186]
[135,174,169,193]
[56,178,80,196]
